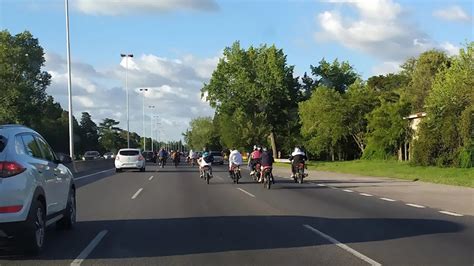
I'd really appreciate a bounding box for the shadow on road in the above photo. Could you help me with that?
[1,215,465,260]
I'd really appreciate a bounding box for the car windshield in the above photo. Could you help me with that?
[2,1,472,265]
[119,150,139,156]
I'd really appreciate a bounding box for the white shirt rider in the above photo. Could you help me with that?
[228,149,243,169]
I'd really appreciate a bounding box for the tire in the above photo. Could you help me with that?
[23,200,46,255]
[206,173,210,184]
[267,173,271,190]
[57,189,76,230]
[115,168,121,173]
[140,167,145,172]
[236,172,240,184]
[298,170,304,184]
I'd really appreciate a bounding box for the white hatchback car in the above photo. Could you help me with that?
[115,149,146,172]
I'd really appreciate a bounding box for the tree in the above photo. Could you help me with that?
[412,43,474,167]
[343,80,378,154]
[0,30,51,127]
[202,41,300,156]
[363,100,411,159]
[77,112,100,153]
[403,50,449,112]
[309,58,359,94]
[98,118,124,152]
[183,117,220,151]
[299,86,346,160]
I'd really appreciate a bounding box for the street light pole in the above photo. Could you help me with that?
[65,0,74,159]
[139,88,148,150]
[148,106,155,151]
[120,53,133,148]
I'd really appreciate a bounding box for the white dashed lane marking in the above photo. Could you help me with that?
[439,211,463,217]
[131,188,143,199]
[342,189,354,193]
[380,197,396,202]
[406,203,426,208]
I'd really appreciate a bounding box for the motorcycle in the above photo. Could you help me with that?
[202,165,212,184]
[159,157,166,168]
[173,157,180,168]
[294,162,306,184]
[262,166,273,189]
[191,157,197,167]
[230,165,241,184]
[250,162,262,182]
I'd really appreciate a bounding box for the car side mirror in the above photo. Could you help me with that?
[58,153,73,164]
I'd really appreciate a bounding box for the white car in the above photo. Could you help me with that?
[0,125,76,254]
[114,149,146,172]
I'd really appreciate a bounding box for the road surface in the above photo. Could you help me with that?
[1,163,473,265]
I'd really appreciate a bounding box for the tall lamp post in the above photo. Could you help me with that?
[148,106,155,151]
[64,0,74,159]
[139,88,148,150]
[120,53,133,148]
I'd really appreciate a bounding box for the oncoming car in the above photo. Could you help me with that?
[114,149,146,172]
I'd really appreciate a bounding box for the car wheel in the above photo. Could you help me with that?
[57,189,76,230]
[140,167,145,172]
[23,200,46,255]
[115,168,122,173]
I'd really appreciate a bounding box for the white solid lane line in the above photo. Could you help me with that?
[316,184,327,187]
[149,175,154,180]
[131,188,143,199]
[439,211,463,217]
[342,189,354,193]
[303,225,381,266]
[237,188,256,198]
[406,203,426,208]
[360,193,373,197]
[75,168,115,181]
[380,197,396,202]
[70,230,108,266]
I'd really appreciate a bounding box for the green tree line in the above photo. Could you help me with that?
[185,41,473,168]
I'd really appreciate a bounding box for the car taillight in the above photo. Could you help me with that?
[0,205,23,213]
[138,155,144,161]
[0,161,26,178]
[115,155,120,160]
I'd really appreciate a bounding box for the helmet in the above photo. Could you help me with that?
[294,147,301,153]
[262,147,267,152]
[253,145,257,150]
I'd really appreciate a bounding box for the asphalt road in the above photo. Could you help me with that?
[1,162,473,265]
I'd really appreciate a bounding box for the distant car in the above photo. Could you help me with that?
[82,151,100,161]
[210,151,224,165]
[142,151,156,163]
[103,152,115,159]
[115,148,146,172]
[0,125,76,254]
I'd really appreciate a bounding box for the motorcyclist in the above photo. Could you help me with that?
[289,147,307,178]
[249,145,262,175]
[158,147,168,165]
[260,147,274,183]
[228,148,243,178]
[198,150,214,178]
[172,150,180,165]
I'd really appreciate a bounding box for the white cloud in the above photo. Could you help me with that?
[371,61,401,76]
[440,42,460,56]
[433,5,471,22]
[74,0,219,15]
[316,0,429,61]
[44,51,218,141]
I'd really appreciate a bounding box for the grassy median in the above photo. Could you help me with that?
[275,160,473,187]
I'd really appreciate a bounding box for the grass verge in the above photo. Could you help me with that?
[274,160,473,187]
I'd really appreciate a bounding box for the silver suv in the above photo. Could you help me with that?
[0,125,76,254]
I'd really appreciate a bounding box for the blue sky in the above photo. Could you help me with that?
[1,0,472,141]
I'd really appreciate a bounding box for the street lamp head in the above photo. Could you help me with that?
[121,54,134,58]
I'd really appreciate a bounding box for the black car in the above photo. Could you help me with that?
[143,151,157,163]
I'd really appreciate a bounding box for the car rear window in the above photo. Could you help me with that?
[0,135,6,153]
[85,151,99,156]
[120,150,140,156]
[211,152,222,156]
